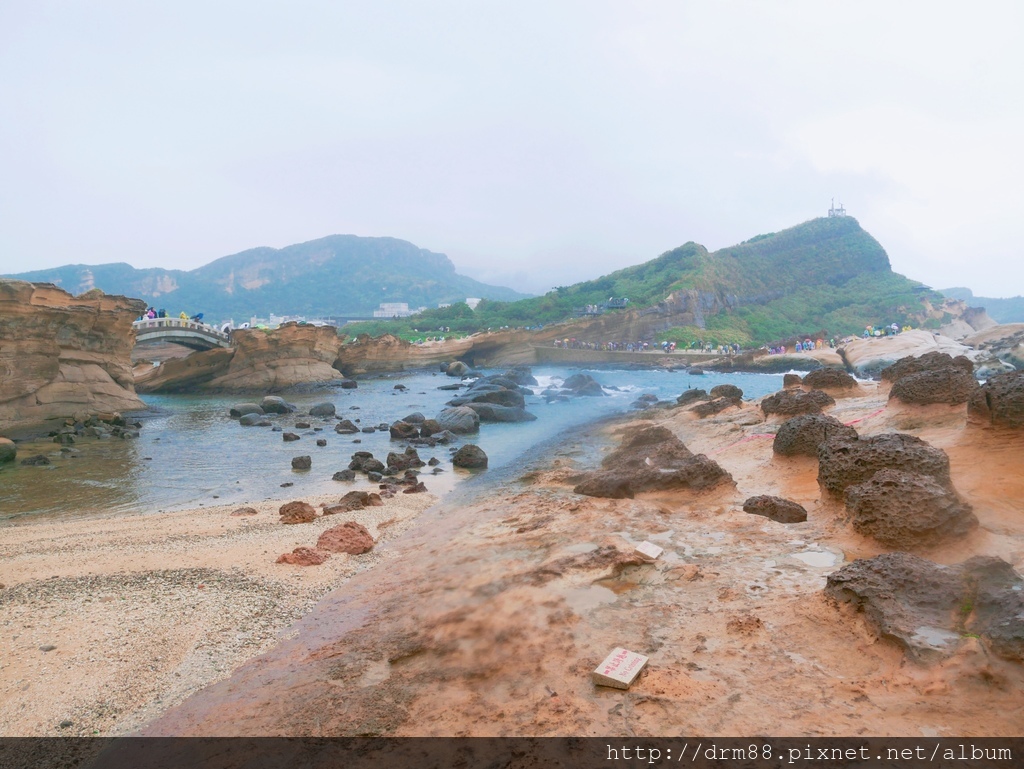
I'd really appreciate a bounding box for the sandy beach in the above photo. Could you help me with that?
[0,488,436,736]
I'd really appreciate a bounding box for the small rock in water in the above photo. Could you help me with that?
[280,482,293,488]
[283,432,300,442]
[316,439,327,447]
[291,455,312,470]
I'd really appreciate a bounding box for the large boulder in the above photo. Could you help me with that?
[817,433,952,499]
[761,389,835,416]
[463,388,526,409]
[826,553,1024,663]
[418,419,442,437]
[783,373,803,389]
[389,421,419,440]
[446,361,471,377]
[742,495,807,523]
[573,425,731,499]
[452,444,488,469]
[562,373,605,396]
[278,501,317,524]
[880,351,975,383]
[308,402,336,417]
[434,406,480,434]
[0,437,16,464]
[291,455,312,470]
[844,469,977,548]
[802,368,858,390]
[773,414,858,457]
[229,403,264,418]
[709,384,743,400]
[889,368,979,405]
[317,522,375,555]
[348,452,385,474]
[502,366,539,386]
[464,403,537,423]
[968,370,1024,428]
[261,396,295,414]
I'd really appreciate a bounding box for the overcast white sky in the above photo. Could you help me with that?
[1,1,1022,297]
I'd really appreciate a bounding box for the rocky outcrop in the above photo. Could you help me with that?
[709,384,743,400]
[574,425,732,499]
[760,389,835,416]
[317,522,374,555]
[880,350,974,383]
[840,330,976,378]
[676,389,708,406]
[773,414,858,457]
[137,323,345,393]
[801,368,857,391]
[817,433,952,498]
[844,469,977,548]
[334,334,476,377]
[963,323,1024,372]
[968,370,1024,428]
[889,367,979,405]
[690,397,741,418]
[742,495,807,523]
[0,281,147,431]
[826,553,1024,663]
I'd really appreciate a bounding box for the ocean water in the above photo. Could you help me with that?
[0,366,784,522]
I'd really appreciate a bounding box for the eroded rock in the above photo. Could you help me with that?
[761,389,835,416]
[276,547,330,566]
[573,425,731,499]
[452,444,488,469]
[742,495,807,523]
[968,370,1024,428]
[890,368,979,405]
[773,414,858,457]
[317,522,374,555]
[844,469,977,548]
[279,501,317,524]
[826,553,1024,663]
[818,433,952,498]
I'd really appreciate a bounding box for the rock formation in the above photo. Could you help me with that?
[0,280,147,431]
[801,368,857,391]
[826,553,1024,663]
[760,389,835,416]
[772,414,858,457]
[317,522,375,555]
[574,425,732,499]
[843,469,977,548]
[742,495,807,523]
[817,433,952,498]
[968,370,1024,428]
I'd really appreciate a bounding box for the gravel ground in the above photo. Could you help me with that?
[0,488,436,736]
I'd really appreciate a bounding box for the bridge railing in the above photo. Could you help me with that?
[132,318,231,342]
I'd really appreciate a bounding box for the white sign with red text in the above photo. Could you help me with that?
[592,647,649,689]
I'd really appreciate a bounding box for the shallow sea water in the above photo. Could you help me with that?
[0,366,784,523]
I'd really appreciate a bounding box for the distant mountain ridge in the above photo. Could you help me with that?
[4,235,531,320]
[939,287,1024,324]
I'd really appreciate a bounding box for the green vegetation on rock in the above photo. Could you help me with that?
[357,217,943,347]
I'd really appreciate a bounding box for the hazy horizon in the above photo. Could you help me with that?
[2,2,1022,298]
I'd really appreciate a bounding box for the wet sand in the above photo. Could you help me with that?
[0,488,436,736]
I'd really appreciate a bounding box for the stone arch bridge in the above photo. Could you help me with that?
[132,318,233,352]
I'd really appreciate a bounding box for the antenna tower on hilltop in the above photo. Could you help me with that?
[828,198,847,217]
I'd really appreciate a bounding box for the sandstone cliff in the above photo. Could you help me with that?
[0,280,147,432]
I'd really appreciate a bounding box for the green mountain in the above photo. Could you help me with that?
[4,235,530,320]
[939,287,1024,324]
[364,217,946,346]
